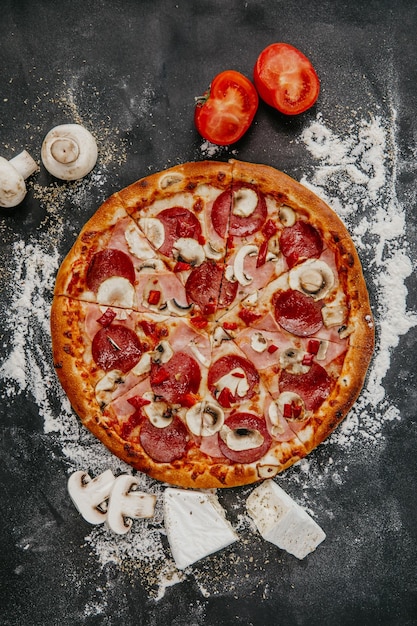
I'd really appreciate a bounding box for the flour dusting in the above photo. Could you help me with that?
[1,102,416,603]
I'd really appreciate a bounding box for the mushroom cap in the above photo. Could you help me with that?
[0,157,27,208]
[41,123,98,181]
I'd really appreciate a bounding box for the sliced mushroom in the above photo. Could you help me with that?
[186,401,225,436]
[106,475,157,535]
[137,259,166,272]
[279,205,296,227]
[67,470,116,525]
[41,124,97,180]
[131,352,152,376]
[232,187,258,217]
[172,237,205,266]
[158,172,184,189]
[279,347,309,374]
[233,244,258,286]
[0,150,39,208]
[96,276,136,309]
[95,370,124,407]
[212,325,232,347]
[289,260,335,301]
[139,217,165,250]
[250,331,268,353]
[268,402,287,437]
[142,393,174,428]
[152,340,174,364]
[244,291,259,306]
[166,298,193,316]
[277,391,306,421]
[214,367,249,398]
[322,303,348,328]
[256,464,280,479]
[124,223,156,260]
[204,241,224,261]
[220,424,264,451]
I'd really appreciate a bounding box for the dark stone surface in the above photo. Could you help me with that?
[1,1,416,624]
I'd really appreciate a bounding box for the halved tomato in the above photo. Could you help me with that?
[254,43,320,115]
[194,70,259,146]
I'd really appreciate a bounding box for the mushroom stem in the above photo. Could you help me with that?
[9,150,39,179]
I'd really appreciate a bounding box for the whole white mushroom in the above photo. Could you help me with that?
[0,150,39,208]
[41,123,98,180]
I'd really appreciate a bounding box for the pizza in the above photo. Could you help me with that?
[51,159,374,489]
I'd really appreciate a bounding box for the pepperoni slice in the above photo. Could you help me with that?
[86,249,136,292]
[92,325,143,372]
[140,416,188,463]
[208,354,259,406]
[218,413,271,464]
[150,352,201,405]
[273,289,323,337]
[211,184,267,237]
[157,207,202,256]
[185,261,238,315]
[280,221,323,269]
[279,362,332,411]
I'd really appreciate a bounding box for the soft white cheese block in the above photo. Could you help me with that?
[163,488,238,570]
[246,480,326,559]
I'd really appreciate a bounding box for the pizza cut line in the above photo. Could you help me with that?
[51,159,374,489]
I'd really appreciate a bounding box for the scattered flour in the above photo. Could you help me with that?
[1,102,416,603]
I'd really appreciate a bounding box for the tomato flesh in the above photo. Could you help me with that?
[194,70,258,145]
[254,43,320,115]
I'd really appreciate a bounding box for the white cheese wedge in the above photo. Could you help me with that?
[246,480,326,559]
[163,488,238,570]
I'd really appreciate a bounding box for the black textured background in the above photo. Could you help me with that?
[1,1,417,624]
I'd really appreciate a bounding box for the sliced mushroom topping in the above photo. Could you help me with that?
[166,298,193,316]
[152,340,174,364]
[139,217,165,250]
[289,260,335,301]
[131,352,152,376]
[233,244,258,286]
[279,205,296,227]
[204,241,224,261]
[225,265,237,282]
[215,367,249,398]
[106,474,156,535]
[186,401,225,436]
[220,424,264,451]
[142,392,174,428]
[315,339,329,360]
[277,391,306,421]
[137,259,166,272]
[250,331,268,353]
[124,223,156,260]
[172,237,205,266]
[268,402,287,437]
[232,186,258,217]
[279,347,310,374]
[67,470,116,525]
[95,370,124,407]
[212,325,232,347]
[322,303,348,328]
[97,277,136,309]
[158,172,184,189]
[256,464,280,479]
